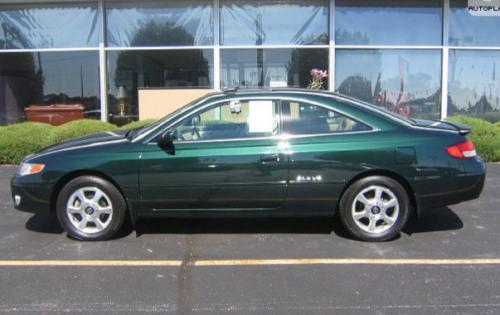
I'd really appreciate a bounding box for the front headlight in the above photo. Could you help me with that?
[18,163,45,176]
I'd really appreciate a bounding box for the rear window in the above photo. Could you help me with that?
[335,94,416,126]
[282,100,371,135]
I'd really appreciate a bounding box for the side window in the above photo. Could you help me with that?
[282,101,371,135]
[172,100,279,141]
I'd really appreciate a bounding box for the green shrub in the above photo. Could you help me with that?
[0,122,54,164]
[0,119,160,164]
[448,116,500,162]
[119,119,157,130]
[0,120,117,164]
[48,119,116,144]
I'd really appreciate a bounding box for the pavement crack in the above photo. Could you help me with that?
[175,235,196,315]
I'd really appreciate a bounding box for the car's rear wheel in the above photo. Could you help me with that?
[56,176,126,241]
[339,176,410,242]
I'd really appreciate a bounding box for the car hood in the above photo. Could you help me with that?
[32,130,128,158]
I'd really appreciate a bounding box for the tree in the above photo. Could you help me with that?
[337,75,373,102]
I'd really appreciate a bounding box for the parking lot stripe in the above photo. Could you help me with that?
[194,258,500,266]
[1,258,500,267]
[0,260,182,266]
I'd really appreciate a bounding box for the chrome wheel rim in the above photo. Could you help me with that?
[66,187,113,234]
[351,185,399,234]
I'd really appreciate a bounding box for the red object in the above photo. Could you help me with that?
[25,104,84,126]
[447,140,477,159]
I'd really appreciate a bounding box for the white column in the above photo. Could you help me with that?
[441,0,450,120]
[213,0,221,90]
[441,48,449,120]
[328,0,336,91]
[98,0,108,121]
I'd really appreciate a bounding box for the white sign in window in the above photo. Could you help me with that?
[248,100,274,133]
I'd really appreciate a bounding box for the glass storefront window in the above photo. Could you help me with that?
[220,49,329,88]
[0,51,100,124]
[106,1,213,47]
[0,3,99,49]
[107,49,214,118]
[448,50,500,121]
[335,0,442,46]
[449,0,500,46]
[220,0,329,45]
[335,49,442,119]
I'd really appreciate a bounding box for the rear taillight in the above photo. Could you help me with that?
[446,139,476,159]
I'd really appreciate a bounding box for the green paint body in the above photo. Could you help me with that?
[11,90,486,221]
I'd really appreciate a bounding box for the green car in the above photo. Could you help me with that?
[11,89,486,241]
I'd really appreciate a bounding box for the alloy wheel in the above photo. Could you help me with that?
[66,186,113,234]
[351,185,400,234]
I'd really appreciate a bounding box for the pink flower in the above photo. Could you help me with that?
[310,68,328,80]
[308,68,328,89]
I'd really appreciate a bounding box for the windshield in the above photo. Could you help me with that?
[130,94,213,139]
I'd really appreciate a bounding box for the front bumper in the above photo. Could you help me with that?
[10,176,52,214]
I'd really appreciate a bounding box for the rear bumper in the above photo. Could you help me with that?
[416,160,486,211]
[10,176,52,214]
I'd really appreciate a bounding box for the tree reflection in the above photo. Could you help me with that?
[0,53,41,124]
[337,75,372,102]
[111,21,210,115]
[0,16,32,49]
[128,20,195,47]
[335,28,369,45]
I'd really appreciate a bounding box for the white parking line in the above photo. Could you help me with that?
[1,258,500,267]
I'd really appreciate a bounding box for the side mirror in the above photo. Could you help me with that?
[158,132,175,153]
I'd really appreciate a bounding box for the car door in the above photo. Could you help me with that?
[281,99,374,215]
[139,98,288,212]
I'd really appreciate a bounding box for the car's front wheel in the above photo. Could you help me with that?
[56,176,127,241]
[339,176,411,242]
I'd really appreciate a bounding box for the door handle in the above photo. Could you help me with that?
[261,154,280,163]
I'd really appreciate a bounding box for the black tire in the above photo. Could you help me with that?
[338,176,411,242]
[56,176,127,241]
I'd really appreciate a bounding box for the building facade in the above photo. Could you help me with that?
[0,0,499,125]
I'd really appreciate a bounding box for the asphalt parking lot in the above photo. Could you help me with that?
[1,164,500,314]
